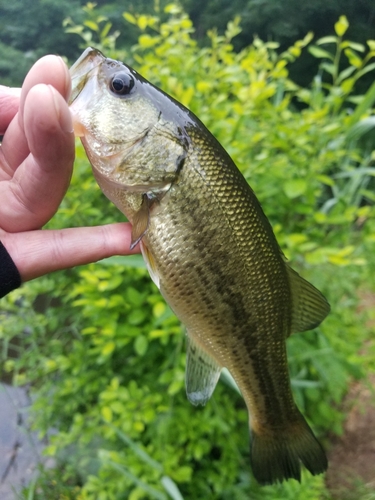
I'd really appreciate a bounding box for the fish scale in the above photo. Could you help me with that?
[69,47,330,485]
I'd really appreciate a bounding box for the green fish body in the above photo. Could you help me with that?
[69,47,330,485]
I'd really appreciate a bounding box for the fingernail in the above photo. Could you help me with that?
[49,85,73,134]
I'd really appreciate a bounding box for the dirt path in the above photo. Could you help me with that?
[326,374,375,498]
[326,291,375,499]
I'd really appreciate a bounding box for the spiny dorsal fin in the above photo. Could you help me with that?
[130,194,150,250]
[185,334,222,406]
[286,265,330,335]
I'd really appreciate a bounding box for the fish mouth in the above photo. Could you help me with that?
[69,47,105,105]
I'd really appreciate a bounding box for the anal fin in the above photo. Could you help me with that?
[185,334,222,406]
[286,265,330,334]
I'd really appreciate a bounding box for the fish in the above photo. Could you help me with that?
[69,47,330,485]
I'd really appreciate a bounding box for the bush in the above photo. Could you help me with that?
[1,5,375,500]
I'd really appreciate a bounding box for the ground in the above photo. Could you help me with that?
[326,374,375,499]
[326,290,375,499]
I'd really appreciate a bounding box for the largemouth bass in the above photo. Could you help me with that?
[69,47,330,485]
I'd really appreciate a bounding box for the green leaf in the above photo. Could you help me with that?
[340,40,365,52]
[101,22,112,39]
[283,179,307,199]
[354,62,375,81]
[126,287,144,306]
[102,341,116,356]
[171,466,192,482]
[308,46,334,60]
[344,48,362,68]
[102,459,167,500]
[134,335,148,356]
[321,62,335,76]
[138,15,148,31]
[153,302,166,318]
[316,36,337,45]
[123,12,137,25]
[164,4,181,14]
[300,31,314,46]
[346,117,375,142]
[101,406,113,422]
[139,34,158,48]
[128,308,147,325]
[317,175,335,187]
[336,65,356,84]
[161,476,185,500]
[101,255,147,269]
[341,77,355,94]
[349,80,375,125]
[334,15,349,37]
[83,20,98,31]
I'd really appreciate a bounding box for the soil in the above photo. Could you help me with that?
[326,291,375,499]
[326,375,375,498]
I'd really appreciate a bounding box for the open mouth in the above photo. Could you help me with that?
[69,47,105,105]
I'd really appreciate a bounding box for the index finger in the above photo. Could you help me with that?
[1,55,71,173]
[0,86,21,135]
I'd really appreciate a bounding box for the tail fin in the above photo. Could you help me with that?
[250,411,327,485]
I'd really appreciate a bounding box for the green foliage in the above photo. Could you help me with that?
[1,4,375,499]
[0,0,85,85]
[0,41,37,87]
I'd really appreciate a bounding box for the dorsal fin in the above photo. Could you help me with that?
[185,334,222,406]
[286,265,330,335]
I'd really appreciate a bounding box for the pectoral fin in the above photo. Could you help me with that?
[185,334,222,406]
[130,194,150,250]
[140,241,160,289]
[286,265,330,334]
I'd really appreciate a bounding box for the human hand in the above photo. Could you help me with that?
[0,55,138,283]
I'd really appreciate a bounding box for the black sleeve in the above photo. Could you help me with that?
[0,241,22,298]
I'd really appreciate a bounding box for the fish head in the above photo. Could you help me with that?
[69,47,190,194]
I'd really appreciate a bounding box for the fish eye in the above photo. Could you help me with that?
[110,73,135,95]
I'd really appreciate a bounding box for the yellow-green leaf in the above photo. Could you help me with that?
[139,34,158,48]
[341,77,355,94]
[334,15,349,37]
[84,20,98,31]
[283,179,307,199]
[138,15,148,31]
[123,12,137,25]
[102,341,116,356]
[153,301,166,318]
[344,49,362,68]
[165,3,181,14]
[101,406,113,423]
[196,81,211,93]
